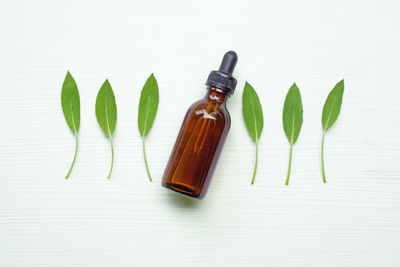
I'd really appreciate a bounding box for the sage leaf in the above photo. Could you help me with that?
[321,79,344,183]
[95,79,117,179]
[242,82,264,184]
[138,73,159,182]
[282,83,303,185]
[61,71,80,179]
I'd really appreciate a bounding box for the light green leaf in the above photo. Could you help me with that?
[282,83,303,185]
[61,71,80,179]
[283,83,303,144]
[95,79,117,179]
[322,79,344,131]
[321,79,345,183]
[138,74,159,137]
[242,82,264,184]
[138,73,159,182]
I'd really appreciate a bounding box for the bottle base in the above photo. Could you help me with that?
[162,181,204,199]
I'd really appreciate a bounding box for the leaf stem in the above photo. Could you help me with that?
[65,133,78,179]
[107,138,114,179]
[321,131,327,183]
[285,143,293,185]
[251,140,259,184]
[142,137,152,182]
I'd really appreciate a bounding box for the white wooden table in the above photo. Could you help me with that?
[1,0,399,266]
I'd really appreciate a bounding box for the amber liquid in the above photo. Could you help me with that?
[162,86,231,199]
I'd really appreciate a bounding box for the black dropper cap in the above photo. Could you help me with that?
[206,51,238,94]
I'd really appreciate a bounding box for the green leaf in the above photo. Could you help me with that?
[95,79,117,179]
[321,79,345,183]
[322,79,345,131]
[61,71,80,179]
[138,74,159,137]
[282,83,303,185]
[283,83,303,144]
[138,73,159,182]
[242,82,264,184]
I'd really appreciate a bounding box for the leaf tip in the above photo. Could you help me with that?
[246,81,253,87]
[149,73,157,84]
[243,81,254,93]
[103,78,112,88]
[334,79,345,94]
[290,82,300,91]
[65,71,73,79]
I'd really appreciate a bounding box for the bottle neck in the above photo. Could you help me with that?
[204,86,231,104]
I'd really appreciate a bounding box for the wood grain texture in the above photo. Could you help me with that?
[0,0,399,266]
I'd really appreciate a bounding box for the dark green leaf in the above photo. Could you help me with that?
[282,83,303,185]
[96,79,117,137]
[61,71,80,178]
[242,82,264,142]
[95,79,117,178]
[322,79,344,131]
[282,83,303,144]
[138,73,159,137]
[242,82,264,184]
[61,71,80,134]
[138,73,159,182]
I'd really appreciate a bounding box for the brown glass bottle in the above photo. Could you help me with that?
[162,51,238,199]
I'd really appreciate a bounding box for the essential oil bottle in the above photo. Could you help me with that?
[162,51,238,199]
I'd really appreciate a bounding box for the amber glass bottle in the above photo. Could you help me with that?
[162,51,238,199]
